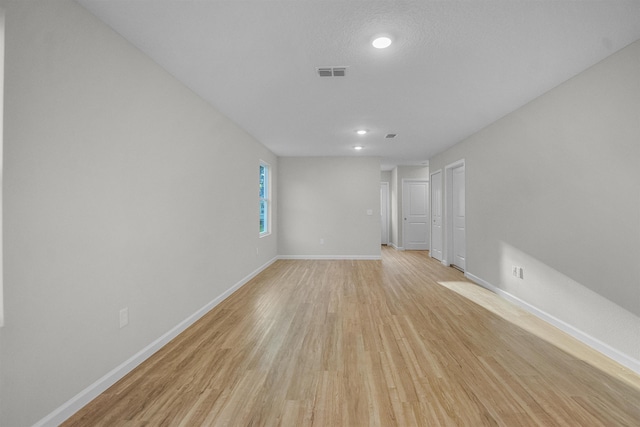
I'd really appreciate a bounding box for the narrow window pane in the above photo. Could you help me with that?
[259,200,267,233]
[259,165,265,198]
[259,162,269,235]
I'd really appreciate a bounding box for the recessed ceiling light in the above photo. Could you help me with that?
[354,146,364,151]
[372,36,392,49]
[356,129,367,135]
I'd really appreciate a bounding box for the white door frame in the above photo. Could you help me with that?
[402,179,430,250]
[430,169,443,262]
[380,182,390,245]
[444,159,465,268]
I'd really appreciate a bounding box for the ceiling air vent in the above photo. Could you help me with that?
[385,133,397,139]
[317,67,347,77]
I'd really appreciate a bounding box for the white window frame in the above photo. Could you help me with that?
[259,161,271,237]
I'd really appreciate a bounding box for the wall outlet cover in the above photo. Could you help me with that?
[119,307,129,328]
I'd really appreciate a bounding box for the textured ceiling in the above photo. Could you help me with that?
[76,0,640,169]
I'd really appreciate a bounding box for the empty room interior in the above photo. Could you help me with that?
[1,1,639,426]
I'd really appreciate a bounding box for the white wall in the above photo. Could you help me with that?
[278,157,381,258]
[0,1,277,425]
[429,40,640,369]
[0,7,4,328]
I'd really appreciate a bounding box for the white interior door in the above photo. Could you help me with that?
[430,171,443,261]
[452,165,466,270]
[380,182,389,245]
[402,180,429,250]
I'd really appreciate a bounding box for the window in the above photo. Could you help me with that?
[259,161,270,236]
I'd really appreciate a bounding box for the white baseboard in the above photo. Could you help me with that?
[389,243,404,251]
[33,256,279,427]
[278,255,381,260]
[465,272,640,375]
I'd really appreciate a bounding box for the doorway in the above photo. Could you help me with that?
[380,182,389,245]
[402,180,429,250]
[445,160,465,271]
[430,170,443,261]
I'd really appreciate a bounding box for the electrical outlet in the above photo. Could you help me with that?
[511,266,524,279]
[256,247,259,256]
[119,307,129,328]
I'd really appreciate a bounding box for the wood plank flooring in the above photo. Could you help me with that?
[63,247,640,426]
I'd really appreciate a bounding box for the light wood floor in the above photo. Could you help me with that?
[64,247,640,426]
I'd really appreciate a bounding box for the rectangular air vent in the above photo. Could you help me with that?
[385,133,397,139]
[317,66,348,77]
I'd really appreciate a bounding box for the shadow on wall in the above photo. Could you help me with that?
[464,240,640,372]
[492,241,640,366]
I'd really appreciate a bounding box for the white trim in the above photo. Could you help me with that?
[429,169,443,263]
[259,160,271,237]
[278,255,382,260]
[33,256,279,427]
[465,271,640,375]
[380,182,390,246]
[444,159,465,271]
[389,242,404,251]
